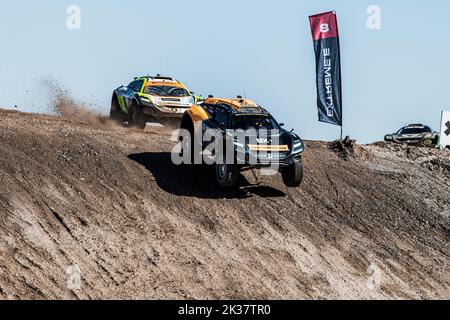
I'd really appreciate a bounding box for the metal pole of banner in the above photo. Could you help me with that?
[438,111,443,150]
[439,110,446,150]
[336,11,343,142]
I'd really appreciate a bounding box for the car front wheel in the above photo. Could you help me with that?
[128,103,147,129]
[281,159,304,188]
[215,162,238,188]
[110,96,126,124]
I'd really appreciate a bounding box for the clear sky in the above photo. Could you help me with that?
[1,0,449,143]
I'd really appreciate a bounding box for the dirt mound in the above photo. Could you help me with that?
[329,136,358,161]
[0,109,448,300]
[367,141,450,176]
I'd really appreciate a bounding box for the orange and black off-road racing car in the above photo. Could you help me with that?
[178,96,305,188]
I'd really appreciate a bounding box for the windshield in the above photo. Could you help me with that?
[398,127,431,135]
[231,115,280,130]
[144,86,190,97]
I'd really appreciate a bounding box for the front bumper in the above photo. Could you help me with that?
[141,104,189,118]
[234,147,303,168]
[386,136,435,145]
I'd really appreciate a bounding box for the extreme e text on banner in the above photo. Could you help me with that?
[309,11,343,127]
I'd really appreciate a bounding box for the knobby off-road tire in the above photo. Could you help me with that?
[215,162,239,188]
[178,129,197,165]
[282,159,304,188]
[179,114,205,165]
[110,95,126,124]
[128,102,147,129]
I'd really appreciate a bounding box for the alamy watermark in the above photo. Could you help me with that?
[66,5,81,30]
[64,5,380,32]
[366,263,382,291]
[367,5,382,30]
[67,264,82,291]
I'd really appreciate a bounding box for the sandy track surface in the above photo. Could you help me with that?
[0,108,448,299]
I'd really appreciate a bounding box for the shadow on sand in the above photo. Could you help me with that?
[128,152,286,199]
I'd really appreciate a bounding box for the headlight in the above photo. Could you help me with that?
[293,141,304,152]
[140,96,152,104]
[424,133,433,139]
[187,96,195,105]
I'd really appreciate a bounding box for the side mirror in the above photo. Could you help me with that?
[279,123,285,127]
[190,91,195,95]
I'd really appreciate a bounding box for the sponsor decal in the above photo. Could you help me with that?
[248,145,289,152]
[320,23,330,33]
[256,138,269,144]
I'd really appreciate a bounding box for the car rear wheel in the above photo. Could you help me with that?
[179,129,195,165]
[281,159,304,188]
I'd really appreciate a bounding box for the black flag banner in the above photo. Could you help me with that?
[309,11,343,127]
